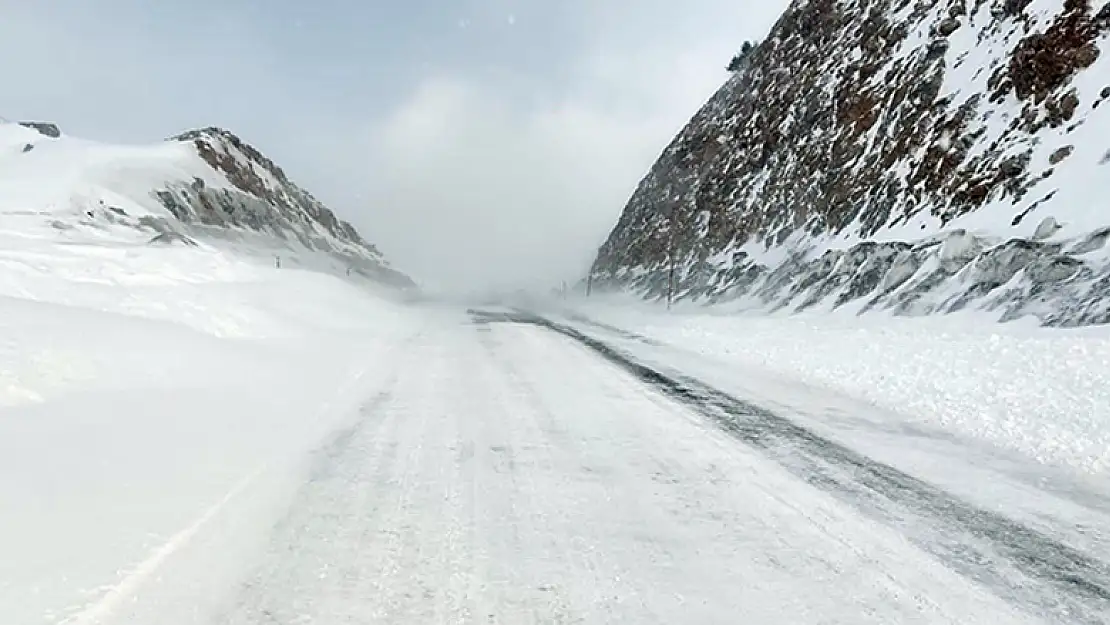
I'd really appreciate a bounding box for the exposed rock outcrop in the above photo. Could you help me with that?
[1,118,413,289]
[18,121,61,138]
[590,0,1110,326]
[159,128,415,289]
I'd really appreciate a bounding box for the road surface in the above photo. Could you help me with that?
[82,311,1110,623]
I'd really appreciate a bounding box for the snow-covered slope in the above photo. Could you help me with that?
[0,120,414,289]
[0,194,424,623]
[0,113,434,624]
[0,117,426,622]
[590,0,1110,326]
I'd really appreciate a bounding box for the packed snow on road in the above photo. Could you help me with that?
[1,221,1109,624]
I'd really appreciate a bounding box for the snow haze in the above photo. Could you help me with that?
[0,0,788,295]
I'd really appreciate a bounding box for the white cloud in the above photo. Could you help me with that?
[353,2,786,295]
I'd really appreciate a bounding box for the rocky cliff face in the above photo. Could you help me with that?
[157,127,414,289]
[591,0,1110,325]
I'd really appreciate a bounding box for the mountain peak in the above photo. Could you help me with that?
[170,126,290,184]
[0,120,413,290]
[169,126,238,142]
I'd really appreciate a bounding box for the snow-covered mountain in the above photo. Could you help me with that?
[590,0,1110,325]
[0,120,414,289]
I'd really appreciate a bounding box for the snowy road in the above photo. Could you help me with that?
[22,306,1108,624]
[127,309,1100,625]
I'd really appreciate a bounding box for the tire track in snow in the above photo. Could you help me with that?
[469,309,1110,625]
[215,327,481,624]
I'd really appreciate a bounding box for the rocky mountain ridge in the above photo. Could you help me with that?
[3,120,414,289]
[590,0,1110,325]
[160,127,413,288]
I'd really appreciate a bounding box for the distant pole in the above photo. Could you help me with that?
[586,272,593,297]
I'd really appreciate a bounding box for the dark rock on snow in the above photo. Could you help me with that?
[589,0,1110,327]
[18,121,62,138]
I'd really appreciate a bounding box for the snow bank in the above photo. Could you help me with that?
[574,300,1110,475]
[0,213,419,623]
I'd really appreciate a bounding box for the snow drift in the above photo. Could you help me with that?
[0,117,425,622]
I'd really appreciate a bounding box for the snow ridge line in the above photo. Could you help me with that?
[61,469,264,625]
[467,309,1110,625]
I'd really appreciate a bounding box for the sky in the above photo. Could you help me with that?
[0,0,788,294]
